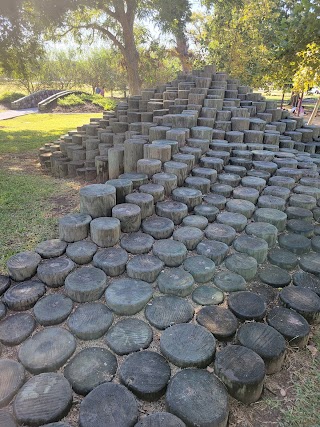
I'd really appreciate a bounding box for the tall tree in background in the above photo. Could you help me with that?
[152,0,192,72]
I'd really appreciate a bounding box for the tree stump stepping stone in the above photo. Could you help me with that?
[160,323,215,368]
[153,239,187,267]
[37,257,75,287]
[79,383,138,427]
[213,271,246,292]
[0,313,35,346]
[245,222,278,247]
[105,318,153,355]
[192,285,224,305]
[182,215,208,230]
[172,226,203,250]
[0,275,10,296]
[214,345,265,403]
[139,183,165,203]
[35,239,67,258]
[267,307,310,348]
[263,185,291,201]
[67,302,113,340]
[13,373,72,426]
[65,266,107,302]
[193,204,219,222]
[3,279,46,311]
[269,175,296,189]
[142,216,174,239]
[80,184,116,218]
[125,193,154,219]
[157,267,195,296]
[268,248,298,270]
[119,351,171,401]
[90,217,120,247]
[183,255,215,283]
[233,235,268,263]
[196,240,229,265]
[279,286,320,323]
[172,188,202,212]
[7,251,41,282]
[66,241,97,264]
[64,347,117,395]
[153,173,178,196]
[192,167,217,182]
[218,173,241,187]
[204,193,227,209]
[233,187,260,204]
[185,176,210,193]
[121,232,154,254]
[156,201,188,225]
[259,265,291,288]
[293,271,320,296]
[211,183,233,198]
[164,162,188,187]
[287,219,314,237]
[0,411,17,427]
[241,176,266,192]
[18,327,76,374]
[93,248,128,277]
[254,208,287,232]
[112,203,141,233]
[289,194,317,210]
[299,252,320,276]
[196,305,238,338]
[228,291,267,321]
[311,236,320,252]
[105,278,153,315]
[145,295,194,329]
[237,322,286,374]
[287,206,314,222]
[33,294,73,326]
[204,223,236,246]
[216,212,247,232]
[127,255,164,282]
[0,359,25,408]
[59,213,92,243]
[258,195,286,211]
[226,199,255,219]
[135,412,186,427]
[119,173,148,189]
[106,179,133,203]
[225,253,257,281]
[166,368,229,427]
[278,233,311,255]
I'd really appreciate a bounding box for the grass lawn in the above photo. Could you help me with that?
[0,113,98,272]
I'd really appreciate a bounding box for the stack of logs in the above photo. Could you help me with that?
[39,64,320,183]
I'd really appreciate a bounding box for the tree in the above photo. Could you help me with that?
[151,0,192,72]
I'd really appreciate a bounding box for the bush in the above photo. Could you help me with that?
[0,91,26,104]
[57,94,85,107]
[92,95,116,111]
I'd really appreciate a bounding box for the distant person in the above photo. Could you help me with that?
[95,86,101,95]
[100,87,105,97]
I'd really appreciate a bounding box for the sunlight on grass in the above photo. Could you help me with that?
[0,113,99,154]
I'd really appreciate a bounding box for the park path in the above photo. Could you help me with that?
[0,108,38,120]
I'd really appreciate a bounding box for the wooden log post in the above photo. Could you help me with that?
[124,139,147,173]
[108,147,124,180]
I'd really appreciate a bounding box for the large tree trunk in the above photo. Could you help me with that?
[121,6,142,96]
[175,33,192,73]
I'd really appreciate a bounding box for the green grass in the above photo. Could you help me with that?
[0,113,97,273]
[0,113,97,154]
[281,331,320,427]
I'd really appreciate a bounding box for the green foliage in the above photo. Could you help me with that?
[57,93,116,110]
[0,91,25,103]
[57,94,85,107]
